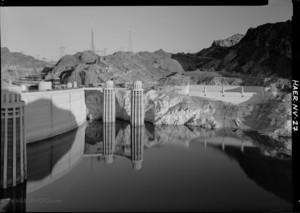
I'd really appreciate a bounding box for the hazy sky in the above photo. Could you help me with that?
[0,1,292,61]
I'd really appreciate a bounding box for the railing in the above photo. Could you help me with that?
[189,85,266,93]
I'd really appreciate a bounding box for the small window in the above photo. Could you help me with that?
[9,94,12,103]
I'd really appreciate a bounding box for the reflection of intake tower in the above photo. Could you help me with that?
[130,126,144,170]
[103,123,115,164]
[103,81,115,123]
[131,81,144,126]
[1,83,27,189]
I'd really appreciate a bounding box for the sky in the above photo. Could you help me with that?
[0,1,293,61]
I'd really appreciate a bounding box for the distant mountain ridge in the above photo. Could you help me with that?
[1,47,50,69]
[171,20,292,78]
[1,20,292,83]
[1,47,51,80]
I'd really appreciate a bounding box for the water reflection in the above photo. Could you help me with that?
[130,126,144,170]
[22,120,292,211]
[216,145,292,203]
[103,123,116,164]
[26,122,86,193]
[84,121,144,170]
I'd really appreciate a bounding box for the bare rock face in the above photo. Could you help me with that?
[86,89,226,129]
[241,95,292,138]
[45,49,185,85]
[212,34,244,47]
[171,20,292,78]
[85,89,292,138]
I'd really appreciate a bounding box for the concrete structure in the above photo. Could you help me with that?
[131,81,144,126]
[21,88,86,143]
[20,84,27,92]
[38,81,52,91]
[52,78,61,89]
[1,84,27,189]
[73,82,77,88]
[130,126,144,170]
[189,85,270,105]
[102,123,115,164]
[102,81,115,123]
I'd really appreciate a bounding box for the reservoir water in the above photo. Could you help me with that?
[14,120,292,211]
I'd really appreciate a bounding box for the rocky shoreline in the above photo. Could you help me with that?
[85,89,292,156]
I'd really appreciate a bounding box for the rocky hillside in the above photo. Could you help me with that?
[172,20,292,78]
[44,49,184,85]
[1,47,51,80]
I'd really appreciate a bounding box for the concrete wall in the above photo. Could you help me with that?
[189,85,268,104]
[21,88,87,143]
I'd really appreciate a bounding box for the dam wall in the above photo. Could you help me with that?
[21,88,87,143]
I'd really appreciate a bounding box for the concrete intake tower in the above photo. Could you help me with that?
[103,81,116,123]
[131,81,144,126]
[1,83,27,189]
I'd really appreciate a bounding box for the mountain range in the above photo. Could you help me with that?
[1,20,292,83]
[172,20,291,78]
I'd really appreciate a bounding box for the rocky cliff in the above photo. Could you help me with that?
[85,89,291,142]
[1,47,51,80]
[172,20,292,78]
[44,49,184,85]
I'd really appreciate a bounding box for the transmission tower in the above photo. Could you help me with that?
[59,46,65,59]
[90,28,95,53]
[128,30,133,53]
